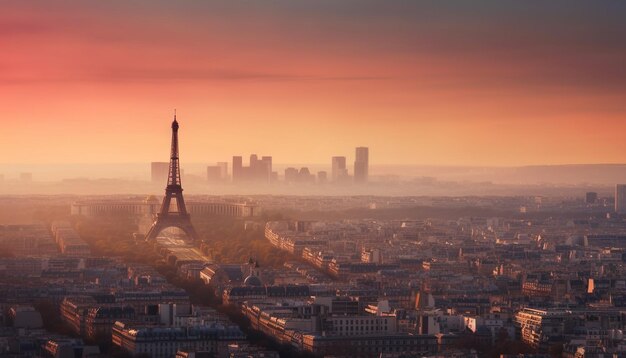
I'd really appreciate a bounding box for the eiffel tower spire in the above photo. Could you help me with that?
[168,114,181,187]
[145,114,199,241]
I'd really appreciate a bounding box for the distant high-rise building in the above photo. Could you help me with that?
[261,156,272,182]
[217,162,228,180]
[233,154,272,183]
[151,162,169,184]
[616,184,626,213]
[317,171,328,183]
[250,155,271,183]
[284,167,299,183]
[585,192,598,204]
[354,147,369,183]
[331,156,347,182]
[20,172,33,183]
[249,154,258,167]
[207,162,229,182]
[232,156,243,182]
[298,167,315,183]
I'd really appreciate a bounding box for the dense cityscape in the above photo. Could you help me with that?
[4,1,626,357]
[0,118,625,358]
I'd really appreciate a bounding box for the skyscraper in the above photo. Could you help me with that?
[298,167,315,183]
[261,156,273,183]
[151,162,169,183]
[217,162,228,180]
[331,156,347,182]
[616,184,626,214]
[284,167,298,183]
[232,154,272,183]
[354,147,369,183]
[317,171,328,183]
[232,156,243,182]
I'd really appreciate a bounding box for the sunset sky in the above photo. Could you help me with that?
[2,1,626,167]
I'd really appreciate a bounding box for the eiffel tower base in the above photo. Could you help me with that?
[145,214,200,241]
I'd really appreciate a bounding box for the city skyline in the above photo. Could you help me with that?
[2,1,626,167]
[3,3,626,357]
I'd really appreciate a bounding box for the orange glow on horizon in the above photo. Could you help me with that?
[1,1,625,167]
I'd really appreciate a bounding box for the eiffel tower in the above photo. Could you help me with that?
[145,115,199,241]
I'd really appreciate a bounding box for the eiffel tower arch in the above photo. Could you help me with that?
[145,115,199,241]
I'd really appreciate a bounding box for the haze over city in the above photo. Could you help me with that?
[2,2,626,358]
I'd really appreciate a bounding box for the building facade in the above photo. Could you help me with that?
[112,321,245,358]
[332,156,348,182]
[354,147,369,183]
[71,198,258,218]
